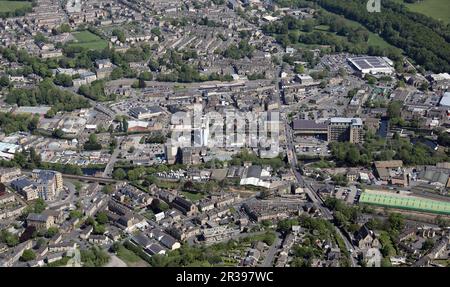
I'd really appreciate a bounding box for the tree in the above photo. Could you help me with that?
[54,73,73,87]
[112,29,126,43]
[69,210,83,219]
[96,212,108,225]
[34,199,46,213]
[138,71,153,81]
[422,238,434,251]
[110,67,124,80]
[84,133,102,151]
[294,64,305,74]
[101,184,114,194]
[381,257,392,267]
[46,227,59,238]
[20,249,36,262]
[0,76,10,87]
[387,213,404,234]
[112,168,126,180]
[81,247,110,267]
[0,230,19,247]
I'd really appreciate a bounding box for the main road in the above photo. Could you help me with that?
[277,71,358,267]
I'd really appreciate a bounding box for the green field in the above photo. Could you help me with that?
[69,31,108,50]
[393,0,450,24]
[181,191,205,202]
[360,190,450,215]
[116,245,149,267]
[324,11,400,51]
[0,1,31,12]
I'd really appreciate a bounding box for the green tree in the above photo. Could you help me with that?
[20,249,36,262]
[112,168,126,180]
[0,76,10,87]
[0,230,19,247]
[96,212,109,225]
[46,227,59,238]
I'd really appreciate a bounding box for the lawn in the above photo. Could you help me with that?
[393,0,450,24]
[181,191,205,202]
[0,1,31,12]
[69,31,108,50]
[367,33,394,49]
[116,245,149,267]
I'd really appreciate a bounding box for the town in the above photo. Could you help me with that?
[0,0,449,268]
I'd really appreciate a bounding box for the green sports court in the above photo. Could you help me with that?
[359,190,450,215]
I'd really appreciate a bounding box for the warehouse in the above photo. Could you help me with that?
[347,56,394,75]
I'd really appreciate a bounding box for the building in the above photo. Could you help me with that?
[354,225,380,249]
[31,170,64,201]
[292,119,328,140]
[10,177,39,201]
[171,196,198,216]
[0,142,21,160]
[374,160,407,186]
[328,117,363,143]
[129,106,164,120]
[439,92,450,108]
[347,56,394,75]
[0,168,21,183]
[295,74,314,85]
[26,213,55,230]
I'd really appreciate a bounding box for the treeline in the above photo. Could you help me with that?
[156,64,233,83]
[0,46,55,78]
[311,0,450,72]
[222,41,255,60]
[6,79,90,116]
[329,133,449,167]
[262,12,402,62]
[149,49,233,83]
[79,80,116,102]
[0,112,39,135]
[0,0,34,19]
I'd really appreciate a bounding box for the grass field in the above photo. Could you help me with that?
[393,0,450,24]
[181,191,205,202]
[0,1,31,12]
[69,31,108,50]
[321,11,400,51]
[116,245,149,267]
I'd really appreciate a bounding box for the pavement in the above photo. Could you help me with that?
[105,255,127,267]
[47,181,76,208]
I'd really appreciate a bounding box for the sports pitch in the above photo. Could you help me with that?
[360,190,450,215]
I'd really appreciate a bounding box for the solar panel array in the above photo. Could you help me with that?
[349,56,389,70]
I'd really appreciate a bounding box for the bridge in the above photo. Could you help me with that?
[61,174,117,184]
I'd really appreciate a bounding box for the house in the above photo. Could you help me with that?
[26,213,55,230]
[354,225,380,249]
[374,160,407,186]
[171,196,198,216]
[146,243,166,255]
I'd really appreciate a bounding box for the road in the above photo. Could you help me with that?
[102,137,124,177]
[47,181,76,208]
[277,72,358,267]
[261,232,283,267]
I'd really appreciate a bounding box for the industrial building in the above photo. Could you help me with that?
[292,118,364,143]
[347,56,394,75]
[328,117,363,144]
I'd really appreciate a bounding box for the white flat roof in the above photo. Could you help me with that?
[330,117,363,125]
[440,92,450,107]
